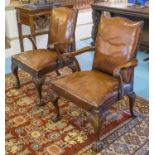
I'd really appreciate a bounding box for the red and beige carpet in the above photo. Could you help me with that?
[5,68,149,155]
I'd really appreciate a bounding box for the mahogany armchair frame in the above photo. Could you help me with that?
[11,7,80,106]
[50,45,138,152]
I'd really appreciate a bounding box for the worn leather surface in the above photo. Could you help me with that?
[12,7,77,72]
[13,49,58,71]
[48,7,77,53]
[52,70,119,108]
[51,16,142,110]
[93,16,142,83]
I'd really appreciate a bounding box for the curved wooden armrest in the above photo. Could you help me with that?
[62,46,95,58]
[113,59,138,77]
[113,59,138,99]
[24,36,37,50]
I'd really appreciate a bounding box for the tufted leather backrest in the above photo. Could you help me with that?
[93,15,143,82]
[48,7,78,53]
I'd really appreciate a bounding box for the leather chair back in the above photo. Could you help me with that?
[48,7,78,53]
[93,16,142,83]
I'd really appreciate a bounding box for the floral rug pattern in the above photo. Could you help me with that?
[5,69,149,155]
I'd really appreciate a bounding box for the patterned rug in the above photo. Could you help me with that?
[5,68,149,155]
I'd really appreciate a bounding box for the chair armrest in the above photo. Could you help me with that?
[113,59,138,77]
[113,59,138,99]
[62,46,95,58]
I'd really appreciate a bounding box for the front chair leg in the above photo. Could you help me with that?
[32,76,45,106]
[49,90,60,122]
[127,91,136,117]
[68,57,81,72]
[89,109,106,153]
[11,62,20,89]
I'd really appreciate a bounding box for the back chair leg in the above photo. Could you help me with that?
[11,62,20,89]
[68,57,81,72]
[49,90,60,122]
[32,76,45,106]
[73,57,81,71]
[89,109,106,153]
[127,91,136,117]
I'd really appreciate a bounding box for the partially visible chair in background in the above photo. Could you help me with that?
[50,16,143,153]
[11,7,80,106]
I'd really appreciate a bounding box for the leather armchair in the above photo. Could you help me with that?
[50,16,143,153]
[11,7,80,106]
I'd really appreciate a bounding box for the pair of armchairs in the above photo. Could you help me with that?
[12,6,143,153]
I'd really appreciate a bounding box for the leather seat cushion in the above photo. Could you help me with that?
[12,49,58,71]
[51,70,119,108]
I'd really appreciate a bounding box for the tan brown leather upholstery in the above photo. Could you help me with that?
[12,49,58,71]
[13,7,77,71]
[50,16,143,153]
[93,16,142,82]
[48,7,77,53]
[52,70,119,108]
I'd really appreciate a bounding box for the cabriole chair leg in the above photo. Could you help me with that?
[50,90,60,122]
[127,91,136,117]
[32,76,45,106]
[89,110,106,153]
[11,62,20,89]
